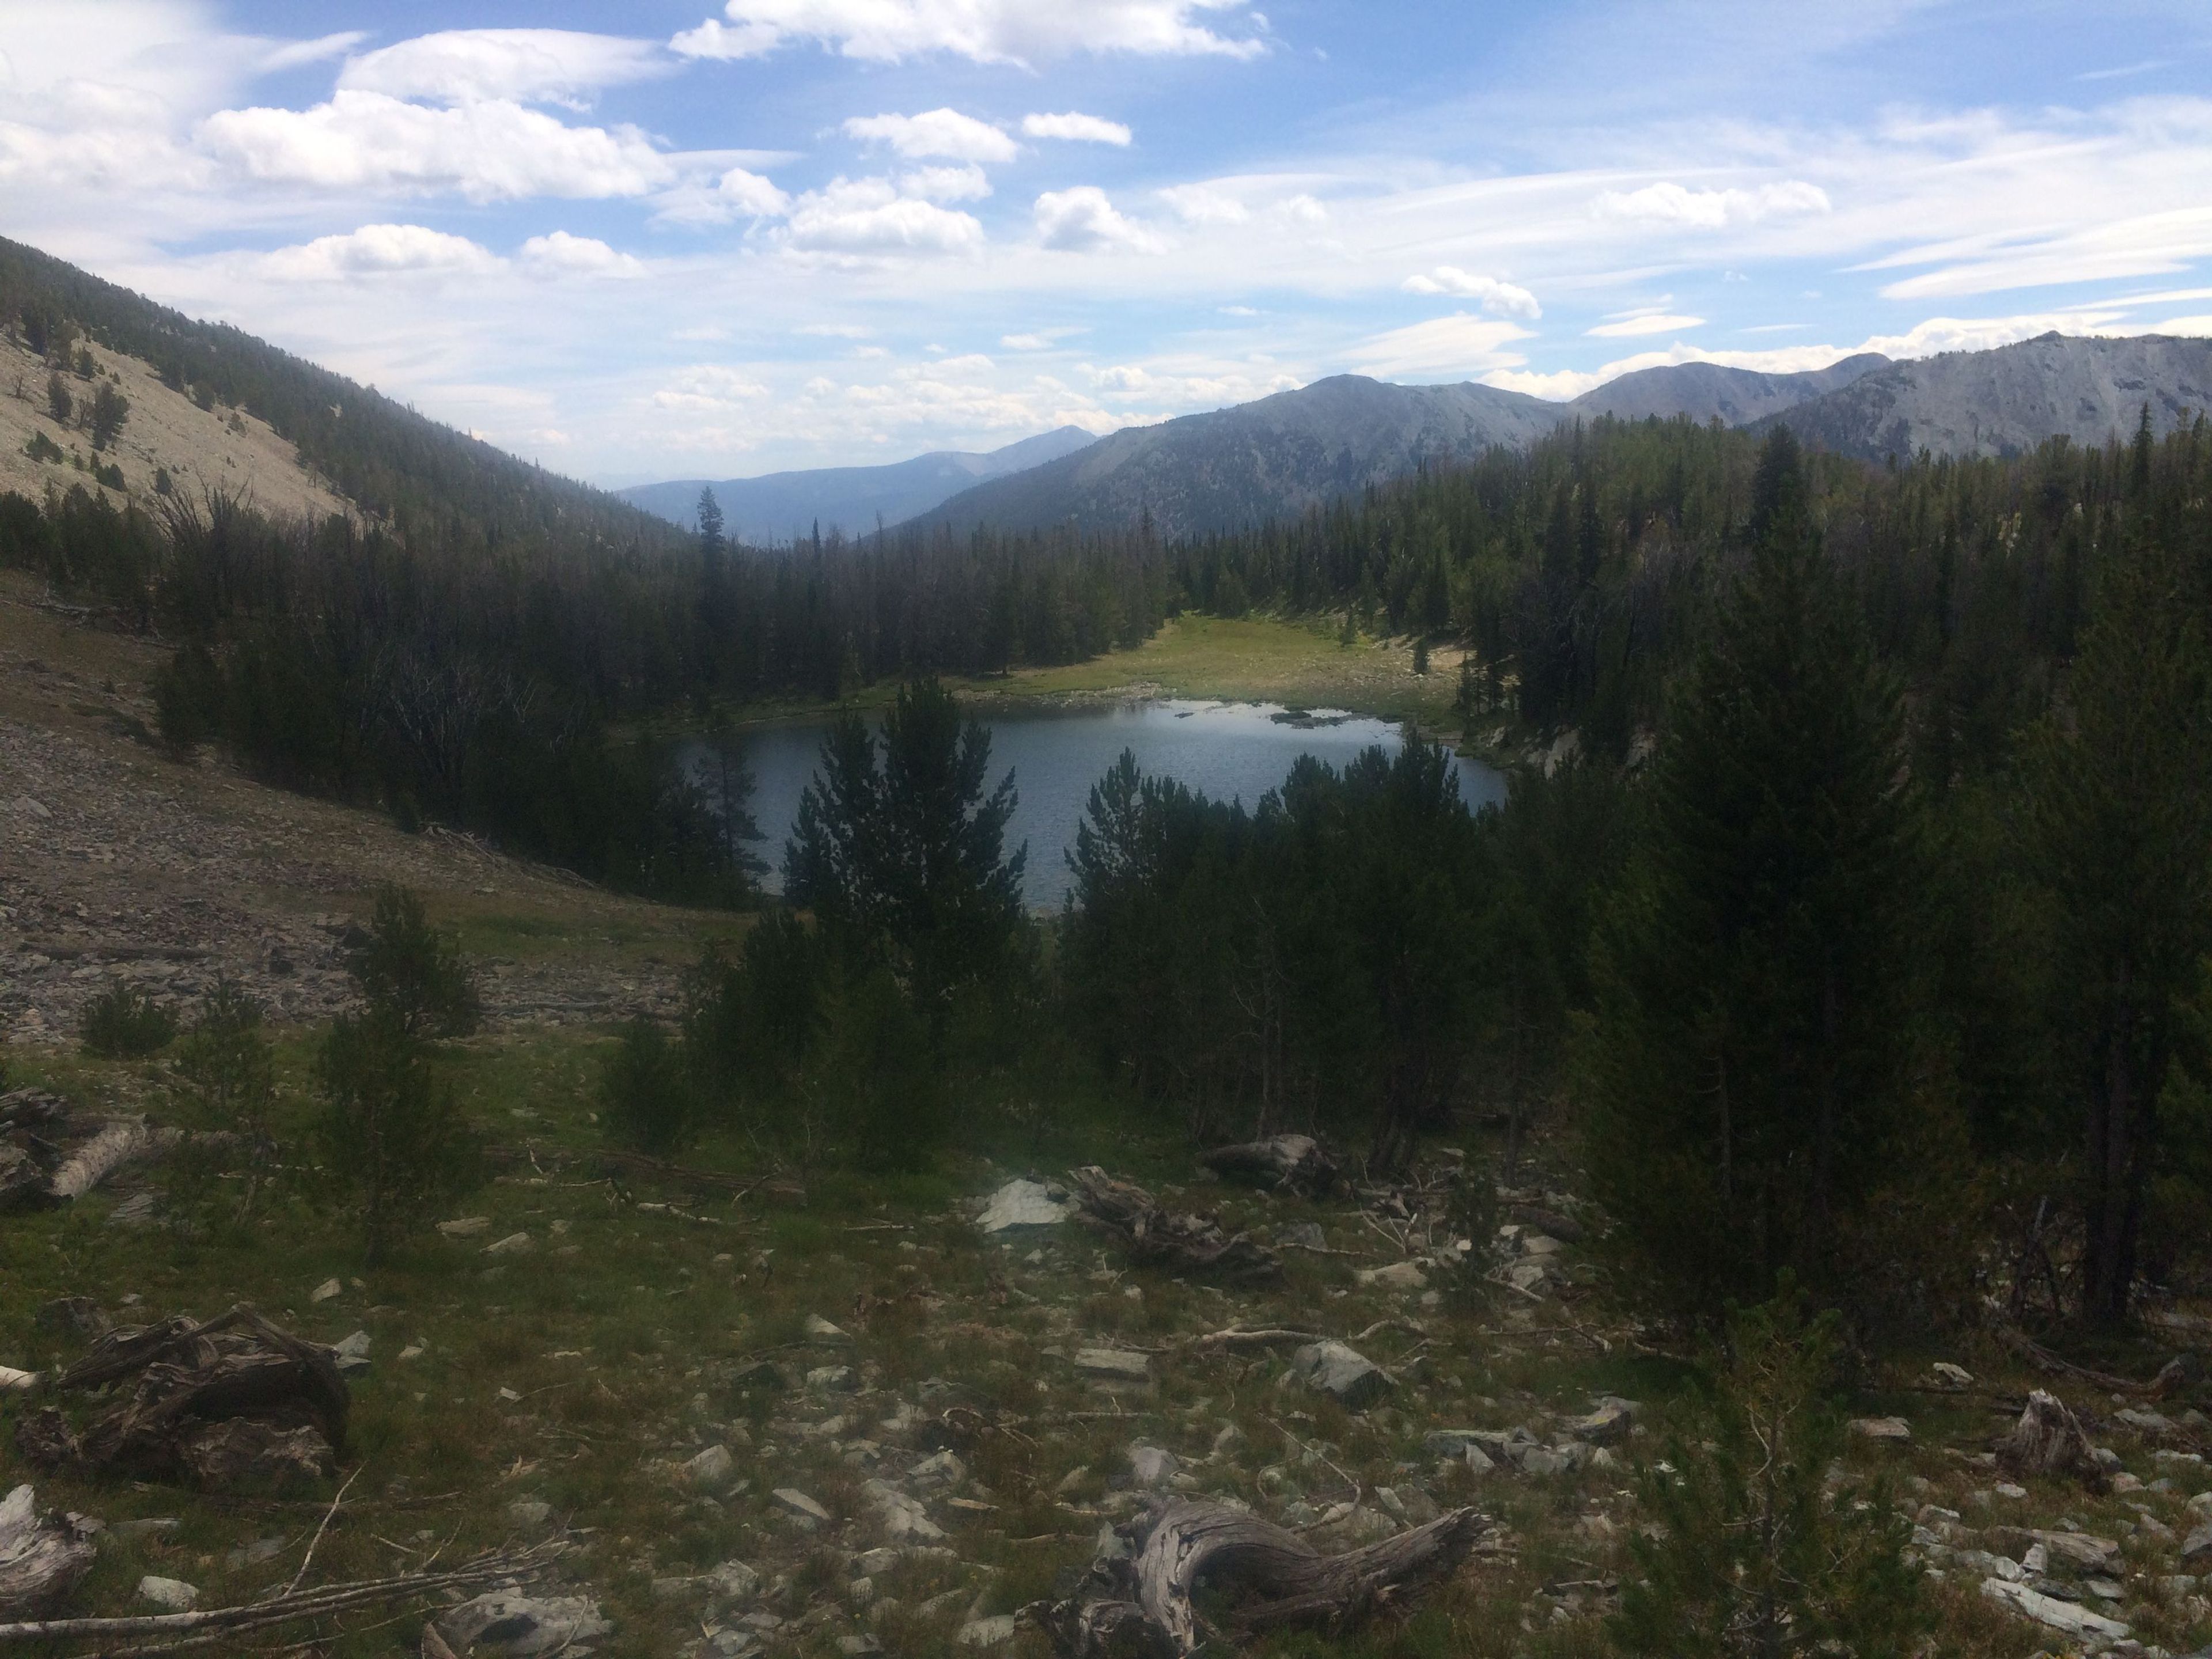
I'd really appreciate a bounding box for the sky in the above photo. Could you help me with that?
[2,2,2210,487]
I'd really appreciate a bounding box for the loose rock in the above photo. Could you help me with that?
[135,1575,198,1611]
[976,1179,1074,1233]
[1292,1340,1392,1409]
[437,1592,613,1657]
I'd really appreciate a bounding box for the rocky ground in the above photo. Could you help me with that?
[1,579,730,1046]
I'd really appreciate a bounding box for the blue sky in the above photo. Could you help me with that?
[3,1,2209,485]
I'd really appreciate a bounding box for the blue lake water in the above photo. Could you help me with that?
[680,700,1507,910]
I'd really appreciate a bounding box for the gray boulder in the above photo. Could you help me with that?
[1291,1340,1392,1409]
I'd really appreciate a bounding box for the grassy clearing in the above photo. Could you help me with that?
[689,613,1474,736]
[6,999,2207,1658]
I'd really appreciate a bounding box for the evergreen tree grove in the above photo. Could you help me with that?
[1584,428,1930,1320]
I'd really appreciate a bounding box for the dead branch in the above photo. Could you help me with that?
[1995,1325,2186,1399]
[47,1123,178,1203]
[1028,1498,1485,1658]
[1067,1168,1281,1282]
[0,1544,555,1646]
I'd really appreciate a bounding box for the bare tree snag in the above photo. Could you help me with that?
[1199,1135,1338,1196]
[1069,1168,1281,1281]
[0,1486,95,1618]
[1030,1498,1485,1658]
[1997,1389,2111,1493]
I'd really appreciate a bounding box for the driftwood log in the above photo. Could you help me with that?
[17,1305,349,1492]
[0,1486,94,1619]
[1031,1498,1485,1657]
[1199,1135,1338,1196]
[1997,1324,2187,1400]
[1,1093,184,1214]
[1997,1388,2111,1493]
[1069,1168,1281,1282]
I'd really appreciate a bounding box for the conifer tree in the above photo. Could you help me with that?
[2021,533,2212,1325]
[1586,427,1923,1317]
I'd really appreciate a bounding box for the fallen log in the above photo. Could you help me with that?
[1030,1498,1485,1658]
[1068,1167,1281,1282]
[20,1305,349,1493]
[0,1486,95,1619]
[1996,1325,2187,1400]
[1199,1135,1339,1196]
[46,1122,178,1203]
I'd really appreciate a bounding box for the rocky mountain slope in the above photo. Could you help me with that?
[1762,332,2212,460]
[1570,352,1891,426]
[909,376,1564,540]
[0,324,347,524]
[620,427,1097,544]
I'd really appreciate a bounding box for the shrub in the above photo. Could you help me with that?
[24,430,63,464]
[79,980,176,1058]
[315,1007,478,1265]
[165,981,280,1233]
[349,885,480,1037]
[597,1019,697,1156]
[1612,1281,1925,1659]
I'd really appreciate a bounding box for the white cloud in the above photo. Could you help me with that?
[1035,185,1164,253]
[2152,314,2212,335]
[336,30,668,109]
[1400,267,1540,320]
[786,176,986,256]
[259,222,501,281]
[843,108,1017,163]
[1863,203,2212,301]
[1594,179,1831,228]
[520,230,645,277]
[1022,111,1132,146]
[1002,333,1051,350]
[654,363,771,409]
[654,164,791,225]
[1276,193,1328,227]
[1586,311,1704,338]
[198,90,673,202]
[260,33,372,74]
[1080,360,1301,408]
[671,0,1266,67]
[900,163,990,202]
[1351,313,1536,380]
[1157,184,1248,225]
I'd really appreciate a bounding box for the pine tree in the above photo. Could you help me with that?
[785,677,1026,1013]
[1586,427,1924,1317]
[2021,533,2212,1325]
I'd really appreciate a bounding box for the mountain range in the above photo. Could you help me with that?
[618,426,1097,542]
[905,335,2211,540]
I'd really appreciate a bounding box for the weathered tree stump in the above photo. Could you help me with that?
[1198,1135,1339,1196]
[1997,1389,2110,1493]
[1031,1498,1485,1657]
[0,1484,96,1618]
[1069,1168,1281,1281]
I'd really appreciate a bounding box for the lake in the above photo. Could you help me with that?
[680,700,1508,910]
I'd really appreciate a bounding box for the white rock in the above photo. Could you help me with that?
[1931,1362,1974,1387]
[803,1315,853,1344]
[1073,1347,1151,1381]
[862,1479,944,1542]
[956,1614,1017,1646]
[1355,1261,1427,1292]
[976,1179,1073,1233]
[772,1488,832,1523]
[483,1232,533,1256]
[437,1217,491,1237]
[1849,1416,1911,1442]
[308,1278,341,1303]
[685,1445,735,1489]
[709,1559,762,1605]
[1292,1340,1392,1408]
[329,1331,372,1377]
[507,1499,554,1531]
[1979,1577,2129,1642]
[1127,1444,1178,1488]
[135,1575,198,1611]
[438,1592,613,1657]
